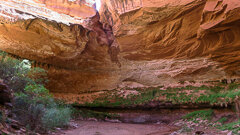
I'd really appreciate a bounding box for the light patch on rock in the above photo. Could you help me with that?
[117,90,139,99]
[0,0,96,25]
[95,0,101,11]
[19,59,31,69]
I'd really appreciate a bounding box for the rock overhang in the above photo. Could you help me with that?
[0,0,98,25]
[0,0,240,98]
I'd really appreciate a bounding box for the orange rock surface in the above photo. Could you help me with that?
[0,0,240,97]
[34,0,96,18]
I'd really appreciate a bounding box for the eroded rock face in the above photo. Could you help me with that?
[100,0,240,80]
[0,0,96,24]
[0,0,240,96]
[0,0,119,93]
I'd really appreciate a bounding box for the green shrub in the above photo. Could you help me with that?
[209,86,224,93]
[228,83,239,90]
[0,50,71,132]
[13,84,72,131]
[23,84,53,105]
[218,120,240,134]
[42,107,71,129]
[216,117,228,124]
[0,52,47,93]
[182,109,214,121]
[28,67,48,85]
[0,50,8,61]
[13,91,45,130]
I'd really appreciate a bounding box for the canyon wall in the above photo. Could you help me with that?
[0,0,240,96]
[99,0,240,83]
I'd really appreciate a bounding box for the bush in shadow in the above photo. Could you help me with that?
[0,50,72,133]
[13,84,72,132]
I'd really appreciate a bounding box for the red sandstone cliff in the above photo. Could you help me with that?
[0,0,240,96]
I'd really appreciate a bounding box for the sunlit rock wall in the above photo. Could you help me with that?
[100,0,240,83]
[0,0,240,97]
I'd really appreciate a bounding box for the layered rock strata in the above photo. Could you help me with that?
[0,0,239,96]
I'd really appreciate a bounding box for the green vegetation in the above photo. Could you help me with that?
[13,84,72,131]
[0,50,47,92]
[182,109,214,121]
[79,84,240,108]
[218,120,240,134]
[181,110,240,134]
[216,117,228,124]
[81,89,160,107]
[77,81,240,135]
[42,107,72,130]
[0,50,72,132]
[228,83,240,90]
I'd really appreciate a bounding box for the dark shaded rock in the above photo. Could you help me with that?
[0,83,12,105]
[11,123,20,130]
[195,131,204,135]
[4,103,13,109]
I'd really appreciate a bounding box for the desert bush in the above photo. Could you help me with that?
[13,84,72,131]
[0,50,71,132]
[0,52,47,92]
[42,107,72,129]
[28,67,48,85]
